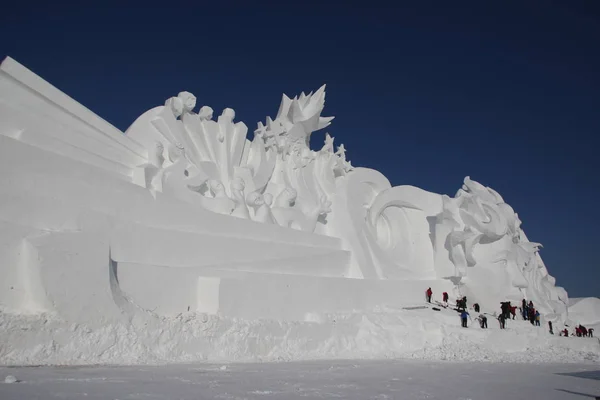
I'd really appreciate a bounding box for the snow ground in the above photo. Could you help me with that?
[1,360,599,400]
[1,303,599,366]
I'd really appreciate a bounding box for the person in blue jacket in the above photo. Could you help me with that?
[460,310,470,328]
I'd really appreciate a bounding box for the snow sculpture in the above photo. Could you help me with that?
[126,85,348,234]
[0,56,582,328]
[431,177,568,317]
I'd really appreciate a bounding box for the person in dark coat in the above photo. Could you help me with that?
[498,313,506,329]
[548,321,553,335]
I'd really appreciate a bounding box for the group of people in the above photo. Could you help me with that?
[561,325,594,338]
[423,289,594,337]
[521,299,540,326]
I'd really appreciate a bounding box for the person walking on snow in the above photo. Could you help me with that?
[426,287,433,303]
[498,313,506,329]
[442,292,449,304]
[461,310,470,328]
[535,311,541,326]
[477,314,487,329]
[473,303,480,313]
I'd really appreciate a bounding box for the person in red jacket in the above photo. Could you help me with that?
[442,292,449,304]
[426,287,433,303]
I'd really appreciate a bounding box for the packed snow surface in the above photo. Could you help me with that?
[1,360,599,400]
[1,303,598,366]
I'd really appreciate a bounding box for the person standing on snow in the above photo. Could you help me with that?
[426,287,433,303]
[498,313,506,329]
[442,292,449,304]
[535,311,541,326]
[461,310,470,328]
[548,321,553,335]
[477,314,487,329]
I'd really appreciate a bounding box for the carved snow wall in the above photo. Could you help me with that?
[0,56,568,324]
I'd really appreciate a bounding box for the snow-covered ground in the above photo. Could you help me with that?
[1,360,599,400]
[1,302,599,365]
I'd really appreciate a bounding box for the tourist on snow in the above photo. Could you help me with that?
[548,321,553,335]
[579,325,588,337]
[426,287,433,303]
[500,302,511,319]
[575,326,582,337]
[510,305,517,320]
[528,308,536,325]
[589,328,594,338]
[498,313,506,329]
[473,303,480,313]
[442,292,449,304]
[461,310,470,328]
[535,311,541,326]
[477,314,487,329]
[522,299,528,320]
[560,328,569,337]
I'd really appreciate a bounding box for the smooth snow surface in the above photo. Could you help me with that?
[1,303,598,366]
[1,360,599,400]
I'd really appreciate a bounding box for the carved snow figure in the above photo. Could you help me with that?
[230,177,250,219]
[122,82,568,320]
[246,191,276,224]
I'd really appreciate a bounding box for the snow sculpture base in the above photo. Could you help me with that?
[0,56,585,334]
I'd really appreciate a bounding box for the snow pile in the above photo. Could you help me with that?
[568,297,600,326]
[1,304,598,366]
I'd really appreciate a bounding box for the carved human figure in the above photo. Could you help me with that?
[230,177,250,219]
[165,96,184,119]
[199,106,214,121]
[274,187,297,208]
[207,179,227,198]
[178,91,196,114]
[246,191,276,224]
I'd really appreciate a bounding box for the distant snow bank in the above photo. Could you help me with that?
[568,297,600,326]
[1,304,598,366]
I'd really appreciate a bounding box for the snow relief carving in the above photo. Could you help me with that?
[126,86,352,233]
[125,85,567,317]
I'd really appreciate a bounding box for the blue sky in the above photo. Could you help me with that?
[1,1,598,297]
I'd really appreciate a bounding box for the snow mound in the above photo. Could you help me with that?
[568,297,600,325]
[1,305,598,366]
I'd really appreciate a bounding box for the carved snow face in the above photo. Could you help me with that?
[167,143,185,162]
[199,106,213,120]
[283,188,297,202]
[221,108,235,120]
[166,97,184,118]
[208,180,225,195]
[263,193,273,207]
[178,91,196,113]
[246,192,264,206]
[231,177,245,191]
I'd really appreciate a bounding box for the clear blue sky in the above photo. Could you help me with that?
[1,1,598,297]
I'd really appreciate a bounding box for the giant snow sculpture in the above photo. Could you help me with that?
[0,56,570,326]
